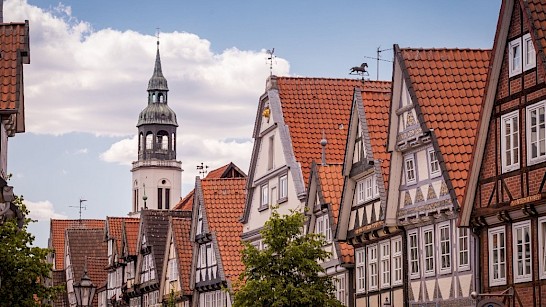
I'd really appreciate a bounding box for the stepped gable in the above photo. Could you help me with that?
[200,177,246,281]
[276,77,390,183]
[49,219,105,269]
[171,217,193,295]
[400,48,490,206]
[360,82,392,188]
[317,163,353,264]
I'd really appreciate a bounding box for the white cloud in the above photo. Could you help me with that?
[99,135,137,166]
[5,0,290,138]
[25,200,68,221]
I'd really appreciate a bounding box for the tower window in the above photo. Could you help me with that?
[139,133,143,151]
[165,188,170,209]
[158,188,163,209]
[146,132,153,150]
[157,131,169,151]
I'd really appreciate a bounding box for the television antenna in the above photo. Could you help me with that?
[360,46,393,80]
[69,198,87,221]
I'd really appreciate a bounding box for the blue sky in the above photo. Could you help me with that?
[6,0,501,247]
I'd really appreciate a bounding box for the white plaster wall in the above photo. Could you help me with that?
[132,166,181,212]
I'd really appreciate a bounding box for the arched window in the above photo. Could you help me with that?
[146,132,153,150]
[157,131,169,150]
[158,179,171,210]
[152,93,156,103]
[172,133,176,151]
[158,94,163,103]
[139,133,144,151]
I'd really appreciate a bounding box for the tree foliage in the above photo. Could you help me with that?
[0,195,63,306]
[233,210,342,307]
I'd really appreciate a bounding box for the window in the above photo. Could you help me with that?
[146,132,153,150]
[540,218,546,279]
[380,242,390,288]
[408,231,419,278]
[357,175,379,204]
[524,33,536,71]
[200,290,227,307]
[158,188,163,209]
[368,245,378,290]
[438,223,451,274]
[260,184,269,210]
[357,180,365,204]
[428,148,440,177]
[423,227,435,276]
[140,254,155,283]
[279,174,288,201]
[513,221,532,283]
[197,207,203,235]
[335,274,347,305]
[355,249,365,293]
[392,237,403,285]
[168,258,178,281]
[458,228,470,271]
[405,156,416,185]
[501,111,520,173]
[268,135,274,170]
[509,38,522,77]
[527,101,546,165]
[489,226,506,286]
[315,215,332,243]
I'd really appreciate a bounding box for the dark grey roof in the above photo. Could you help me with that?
[140,210,190,282]
[148,46,168,91]
[137,103,178,127]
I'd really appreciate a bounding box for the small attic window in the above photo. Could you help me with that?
[509,38,522,77]
[523,33,536,72]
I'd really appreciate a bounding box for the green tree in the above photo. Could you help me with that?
[234,210,343,307]
[0,195,62,306]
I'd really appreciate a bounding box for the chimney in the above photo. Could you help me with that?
[320,131,327,166]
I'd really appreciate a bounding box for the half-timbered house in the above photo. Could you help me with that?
[461,1,546,305]
[120,219,140,304]
[386,46,490,306]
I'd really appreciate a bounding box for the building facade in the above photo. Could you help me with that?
[462,0,546,306]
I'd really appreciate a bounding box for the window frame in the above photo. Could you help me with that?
[513,220,532,283]
[392,236,403,285]
[488,226,507,286]
[427,148,441,178]
[278,174,288,203]
[355,248,366,293]
[458,227,471,271]
[501,110,520,173]
[408,230,420,278]
[539,217,546,279]
[438,222,452,274]
[259,184,269,211]
[404,155,417,185]
[380,241,391,288]
[509,37,522,77]
[335,274,347,305]
[523,33,536,71]
[367,244,378,291]
[526,101,546,165]
[423,226,435,277]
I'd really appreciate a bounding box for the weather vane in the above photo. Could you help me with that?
[197,162,209,178]
[156,27,160,46]
[349,62,369,81]
[69,198,87,221]
[266,48,276,75]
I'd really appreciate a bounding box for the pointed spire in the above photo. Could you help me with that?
[147,36,168,91]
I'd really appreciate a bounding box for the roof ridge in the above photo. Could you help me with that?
[399,47,492,52]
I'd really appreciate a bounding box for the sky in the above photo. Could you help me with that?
[4,0,501,247]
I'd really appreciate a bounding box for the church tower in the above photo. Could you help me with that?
[131,40,182,213]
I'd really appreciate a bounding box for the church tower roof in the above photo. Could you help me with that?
[147,41,169,91]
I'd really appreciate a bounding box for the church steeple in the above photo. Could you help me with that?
[131,39,182,214]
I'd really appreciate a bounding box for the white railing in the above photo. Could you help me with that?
[132,160,182,169]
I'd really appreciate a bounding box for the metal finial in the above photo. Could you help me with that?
[266,48,276,76]
[321,130,327,166]
[197,163,209,178]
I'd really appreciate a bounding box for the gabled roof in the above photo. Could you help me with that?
[524,0,546,76]
[105,217,139,253]
[174,162,246,211]
[0,21,30,133]
[276,77,373,183]
[49,219,105,269]
[65,228,108,287]
[315,163,354,264]
[171,217,193,295]
[138,210,190,282]
[198,177,246,282]
[397,47,490,210]
[122,219,140,257]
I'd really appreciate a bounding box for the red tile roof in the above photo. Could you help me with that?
[106,217,139,254]
[49,219,105,269]
[316,163,354,264]
[0,21,30,134]
[174,162,246,210]
[525,0,546,68]
[201,178,246,282]
[360,84,392,188]
[276,77,389,183]
[122,219,140,256]
[171,217,192,295]
[400,48,490,206]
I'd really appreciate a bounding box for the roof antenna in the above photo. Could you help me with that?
[320,130,328,166]
[266,48,276,75]
[357,47,394,80]
[197,162,209,178]
[349,62,369,81]
[69,198,87,222]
